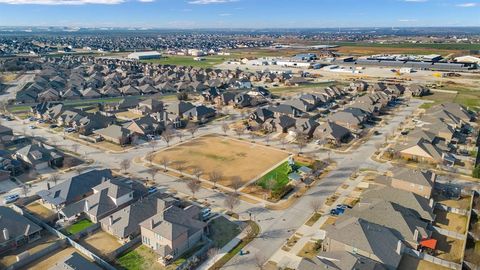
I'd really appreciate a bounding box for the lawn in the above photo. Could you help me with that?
[117,245,165,270]
[208,216,241,248]
[65,219,94,235]
[417,92,457,109]
[297,241,322,260]
[257,161,308,191]
[152,135,289,188]
[141,55,235,68]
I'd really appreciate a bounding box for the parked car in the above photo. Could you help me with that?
[64,127,75,133]
[3,194,19,204]
[147,186,158,194]
[336,204,352,209]
[146,134,156,140]
[49,124,58,129]
[330,207,345,216]
[28,125,36,129]
[28,117,36,122]
[201,208,212,221]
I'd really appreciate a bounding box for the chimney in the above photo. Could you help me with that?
[396,240,403,255]
[47,182,51,190]
[24,224,30,236]
[85,201,90,212]
[109,215,113,226]
[429,198,434,208]
[3,228,9,241]
[413,229,419,241]
[150,219,155,229]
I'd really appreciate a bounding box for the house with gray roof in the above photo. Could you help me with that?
[94,124,132,145]
[49,252,103,270]
[322,217,403,270]
[0,206,43,255]
[100,193,174,242]
[37,169,113,210]
[390,167,436,198]
[313,121,353,145]
[60,178,147,223]
[14,142,64,170]
[140,204,207,264]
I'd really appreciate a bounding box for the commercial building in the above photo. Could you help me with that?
[127,51,162,60]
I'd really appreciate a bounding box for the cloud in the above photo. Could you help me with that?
[138,0,154,2]
[404,0,427,2]
[219,13,231,16]
[0,0,124,4]
[188,0,237,4]
[398,19,418,22]
[456,2,478,7]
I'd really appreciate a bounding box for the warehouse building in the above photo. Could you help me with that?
[127,51,162,60]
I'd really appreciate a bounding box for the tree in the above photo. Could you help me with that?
[145,151,154,165]
[148,168,159,182]
[120,159,131,173]
[309,199,323,213]
[160,156,170,172]
[209,170,222,188]
[192,166,203,181]
[71,144,79,154]
[49,174,60,186]
[22,184,30,197]
[207,247,220,260]
[264,177,276,198]
[279,137,287,150]
[264,133,271,145]
[161,128,173,147]
[224,192,240,213]
[221,122,229,136]
[176,130,185,142]
[473,166,480,179]
[233,126,245,138]
[230,176,243,194]
[149,140,158,152]
[186,178,201,199]
[177,92,188,101]
[173,160,186,172]
[186,122,199,138]
[296,134,308,155]
[249,131,257,141]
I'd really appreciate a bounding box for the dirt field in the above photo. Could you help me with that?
[0,234,59,268]
[115,111,143,120]
[26,247,79,270]
[398,254,451,270]
[26,201,57,222]
[432,232,465,263]
[433,193,472,210]
[79,230,122,257]
[152,135,289,187]
[433,209,468,234]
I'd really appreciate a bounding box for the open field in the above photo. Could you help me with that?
[78,230,122,257]
[152,135,289,187]
[433,209,468,234]
[0,234,59,268]
[398,254,451,270]
[333,42,480,56]
[141,54,240,68]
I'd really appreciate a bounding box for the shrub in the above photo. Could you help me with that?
[473,166,480,179]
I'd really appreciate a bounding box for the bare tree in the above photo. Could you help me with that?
[186,122,199,138]
[49,173,60,186]
[233,126,245,138]
[296,134,308,155]
[176,130,184,142]
[173,160,186,172]
[186,178,201,199]
[209,170,222,188]
[145,151,154,165]
[148,168,159,182]
[192,166,203,181]
[309,199,323,213]
[221,122,229,136]
[230,176,243,194]
[279,137,287,150]
[161,128,173,147]
[22,184,30,197]
[120,159,131,173]
[71,144,79,154]
[160,156,169,172]
[264,133,271,145]
[207,247,220,260]
[224,192,240,213]
[249,131,257,141]
[149,140,158,151]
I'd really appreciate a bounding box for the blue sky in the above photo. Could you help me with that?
[0,0,479,28]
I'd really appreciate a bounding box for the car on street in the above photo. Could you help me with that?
[146,134,156,140]
[28,125,36,129]
[49,124,58,129]
[147,186,158,194]
[3,194,19,204]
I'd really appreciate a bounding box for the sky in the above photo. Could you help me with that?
[0,0,479,28]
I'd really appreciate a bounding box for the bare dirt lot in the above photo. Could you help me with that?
[433,208,468,234]
[0,234,59,268]
[432,232,465,263]
[152,135,289,188]
[78,230,122,257]
[26,201,57,223]
[398,254,451,270]
[25,247,79,270]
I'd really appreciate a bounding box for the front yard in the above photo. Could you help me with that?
[208,216,242,248]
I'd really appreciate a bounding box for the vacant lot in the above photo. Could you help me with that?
[433,209,468,234]
[153,135,289,188]
[0,234,59,268]
[26,201,57,222]
[433,193,472,210]
[398,254,451,270]
[79,230,122,257]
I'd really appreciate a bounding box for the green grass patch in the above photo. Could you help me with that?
[208,216,241,248]
[140,55,239,68]
[65,219,94,235]
[257,161,308,191]
[117,246,150,270]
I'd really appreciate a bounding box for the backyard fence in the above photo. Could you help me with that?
[404,248,462,270]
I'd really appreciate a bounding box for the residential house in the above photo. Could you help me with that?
[49,252,103,270]
[94,124,132,145]
[140,204,207,264]
[14,142,64,170]
[0,206,43,255]
[124,115,164,136]
[313,121,353,145]
[37,169,113,210]
[390,167,436,198]
[129,98,164,116]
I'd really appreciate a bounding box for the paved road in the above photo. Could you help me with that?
[0,99,425,269]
